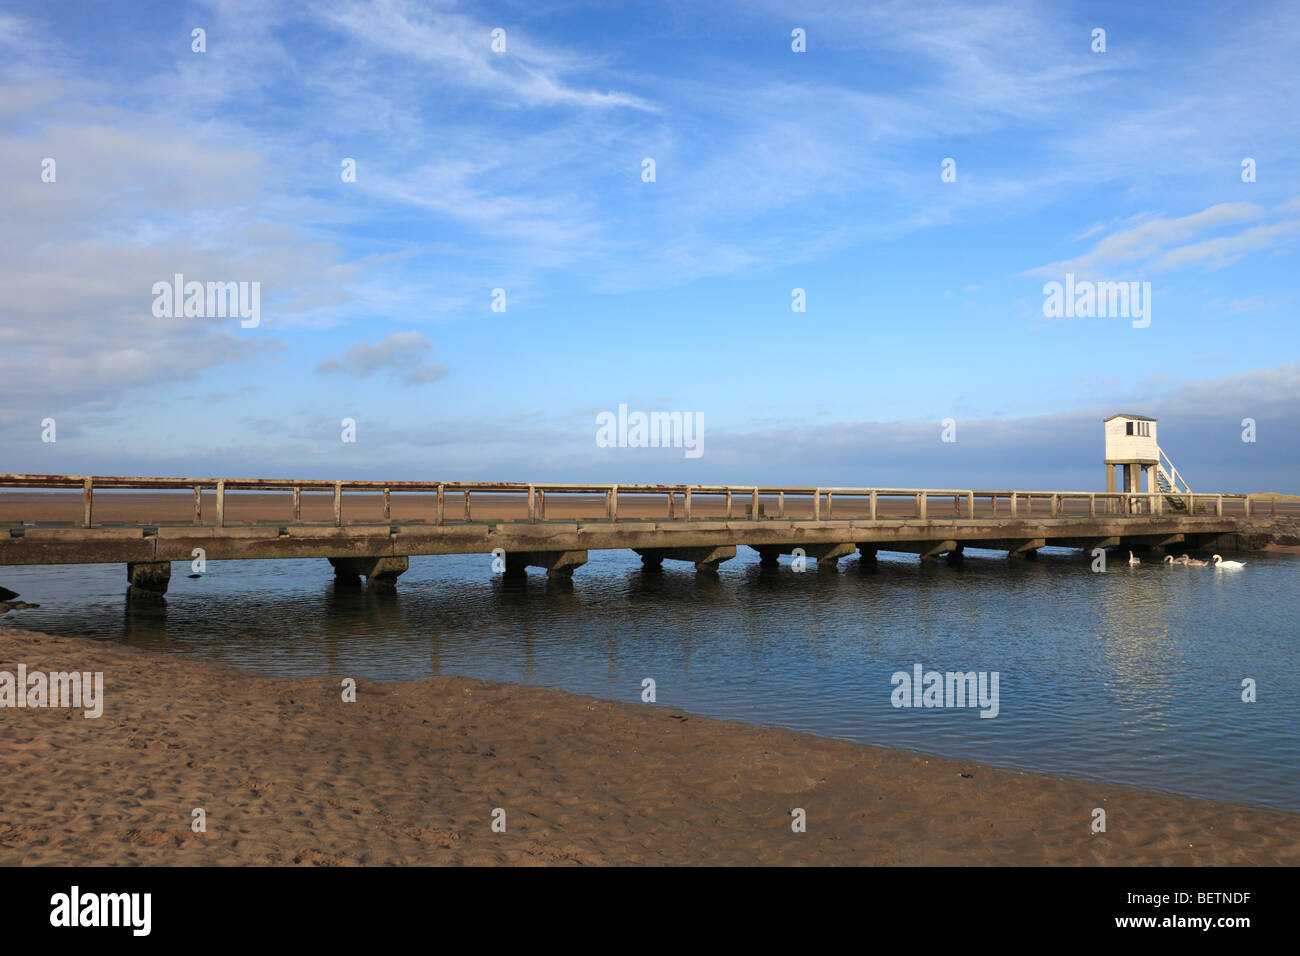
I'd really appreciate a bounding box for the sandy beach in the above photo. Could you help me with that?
[2,625,1297,866]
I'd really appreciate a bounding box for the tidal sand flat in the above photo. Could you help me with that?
[3,626,1297,866]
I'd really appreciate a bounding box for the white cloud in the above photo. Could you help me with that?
[319,0,655,111]
[1025,198,1300,278]
[316,331,446,385]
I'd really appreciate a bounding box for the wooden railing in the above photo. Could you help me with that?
[0,475,1276,530]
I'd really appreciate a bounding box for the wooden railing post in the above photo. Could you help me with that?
[667,491,675,518]
[463,490,471,522]
[752,488,760,521]
[1009,492,1017,518]
[82,476,93,528]
[333,481,342,526]
[193,485,202,524]
[436,483,445,525]
[870,490,877,521]
[216,480,226,528]
[608,485,618,523]
[813,489,821,521]
[778,492,786,519]
[293,485,301,522]
[684,488,692,521]
[966,491,974,519]
[1089,493,1096,517]
[1216,494,1223,517]
[528,485,536,523]
[383,486,391,521]
[918,491,927,520]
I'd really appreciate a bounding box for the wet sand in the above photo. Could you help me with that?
[2,625,1298,866]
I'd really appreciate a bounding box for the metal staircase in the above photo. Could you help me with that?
[1155,447,1192,512]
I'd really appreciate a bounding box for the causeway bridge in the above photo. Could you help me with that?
[1,474,1285,594]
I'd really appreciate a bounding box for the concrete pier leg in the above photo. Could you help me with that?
[806,542,856,570]
[544,551,587,578]
[503,553,529,579]
[1183,532,1230,554]
[366,556,408,593]
[857,546,878,565]
[329,558,363,587]
[758,549,780,568]
[329,556,409,591]
[127,561,171,595]
[917,540,959,563]
[634,546,736,572]
[1007,539,1045,560]
[640,552,665,571]
[693,546,735,572]
[504,550,589,578]
[945,546,965,565]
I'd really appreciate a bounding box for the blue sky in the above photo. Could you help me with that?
[2,0,1298,491]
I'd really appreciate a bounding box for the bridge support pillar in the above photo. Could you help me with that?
[1183,532,1232,554]
[127,561,171,595]
[877,541,959,562]
[748,543,854,568]
[857,546,878,564]
[504,550,588,578]
[1007,539,1045,560]
[945,546,965,565]
[635,546,736,572]
[1081,537,1121,553]
[329,555,409,591]
[1123,534,1184,554]
[805,542,856,569]
[917,540,959,563]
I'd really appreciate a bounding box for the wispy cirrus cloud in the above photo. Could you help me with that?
[1024,198,1300,278]
[319,0,655,112]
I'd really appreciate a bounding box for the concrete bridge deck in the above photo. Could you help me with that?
[1,475,1282,593]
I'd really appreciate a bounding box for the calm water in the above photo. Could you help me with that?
[4,548,1297,811]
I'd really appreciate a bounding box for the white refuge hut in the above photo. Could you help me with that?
[1103,413,1191,509]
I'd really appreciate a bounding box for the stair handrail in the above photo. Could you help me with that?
[1156,446,1190,505]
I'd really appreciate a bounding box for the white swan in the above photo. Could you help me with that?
[1128,551,1140,566]
[1211,554,1246,569]
[1181,554,1208,567]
